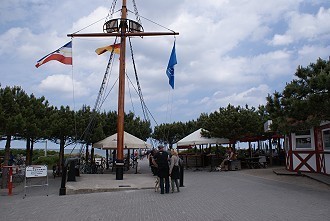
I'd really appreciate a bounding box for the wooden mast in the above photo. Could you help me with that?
[68,0,179,180]
[116,0,127,180]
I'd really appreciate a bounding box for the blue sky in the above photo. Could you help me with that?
[1,0,330,134]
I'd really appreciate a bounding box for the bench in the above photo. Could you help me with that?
[259,156,267,168]
[228,160,241,171]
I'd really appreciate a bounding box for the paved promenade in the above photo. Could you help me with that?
[1,158,329,221]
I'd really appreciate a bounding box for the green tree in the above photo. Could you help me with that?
[102,110,117,137]
[204,104,263,145]
[266,58,330,133]
[0,86,26,188]
[21,94,50,165]
[152,121,190,148]
[196,113,209,129]
[124,111,151,141]
[48,105,75,168]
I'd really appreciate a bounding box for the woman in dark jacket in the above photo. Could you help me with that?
[153,145,170,194]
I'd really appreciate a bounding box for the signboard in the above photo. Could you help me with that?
[25,165,48,178]
[264,120,273,132]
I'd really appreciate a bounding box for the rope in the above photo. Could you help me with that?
[68,39,78,156]
[127,71,135,114]
[131,0,142,26]
[125,74,158,126]
[163,87,174,143]
[74,38,119,157]
[106,0,118,21]
[71,0,119,35]
[133,12,176,33]
[70,38,78,141]
[128,37,148,120]
[72,16,108,35]
[163,39,176,145]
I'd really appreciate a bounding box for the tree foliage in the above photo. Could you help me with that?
[204,104,264,143]
[266,58,330,133]
[0,85,152,172]
[152,120,198,148]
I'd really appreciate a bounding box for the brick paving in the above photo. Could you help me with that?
[1,159,329,221]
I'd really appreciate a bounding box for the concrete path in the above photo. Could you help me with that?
[1,158,329,221]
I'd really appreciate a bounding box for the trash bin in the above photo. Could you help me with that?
[66,158,79,182]
[67,160,76,182]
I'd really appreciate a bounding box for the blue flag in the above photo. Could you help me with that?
[166,42,177,89]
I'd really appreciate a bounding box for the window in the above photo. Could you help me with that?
[293,129,314,150]
[323,129,330,151]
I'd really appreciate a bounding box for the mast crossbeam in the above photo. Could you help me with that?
[68,32,179,38]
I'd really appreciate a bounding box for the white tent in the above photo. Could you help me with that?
[93,131,152,149]
[176,128,229,147]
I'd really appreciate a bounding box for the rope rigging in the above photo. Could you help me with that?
[128,37,148,122]
[125,73,158,127]
[106,0,119,21]
[131,0,142,26]
[71,37,119,157]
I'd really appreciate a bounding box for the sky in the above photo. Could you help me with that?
[1,0,330,136]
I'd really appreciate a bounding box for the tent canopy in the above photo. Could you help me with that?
[176,128,229,147]
[93,131,152,149]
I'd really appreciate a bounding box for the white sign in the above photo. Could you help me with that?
[264,120,273,132]
[25,165,48,178]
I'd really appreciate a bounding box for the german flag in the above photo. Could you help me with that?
[95,43,120,55]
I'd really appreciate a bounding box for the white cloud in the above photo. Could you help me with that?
[213,84,271,108]
[271,7,330,46]
[38,75,89,98]
[271,34,293,45]
[70,7,109,33]
[1,0,330,125]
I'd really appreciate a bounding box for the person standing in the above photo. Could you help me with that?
[153,145,170,194]
[149,149,157,176]
[169,150,180,193]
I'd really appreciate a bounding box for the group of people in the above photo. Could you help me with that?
[149,145,182,194]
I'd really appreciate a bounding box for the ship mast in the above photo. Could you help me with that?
[68,0,179,180]
[117,0,128,180]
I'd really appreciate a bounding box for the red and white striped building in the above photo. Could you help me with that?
[285,121,330,175]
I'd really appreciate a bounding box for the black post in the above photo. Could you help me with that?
[106,150,109,169]
[210,155,214,172]
[116,159,124,180]
[179,156,184,187]
[135,160,138,174]
[59,165,67,195]
[112,150,116,172]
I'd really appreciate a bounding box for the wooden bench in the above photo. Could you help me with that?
[228,160,241,170]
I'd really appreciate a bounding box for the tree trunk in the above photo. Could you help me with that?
[1,135,11,189]
[29,138,34,165]
[91,148,95,164]
[269,138,273,166]
[85,144,89,164]
[277,138,281,151]
[26,137,31,166]
[59,137,65,171]
[106,150,109,169]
